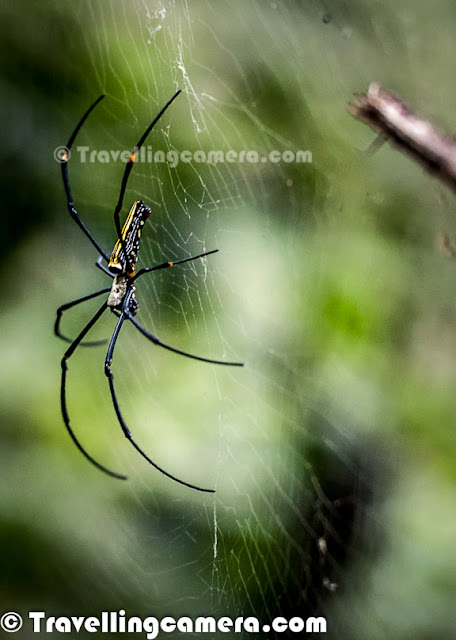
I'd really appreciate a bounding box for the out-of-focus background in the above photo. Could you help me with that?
[1,1,456,638]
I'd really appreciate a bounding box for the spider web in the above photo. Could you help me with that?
[46,1,456,638]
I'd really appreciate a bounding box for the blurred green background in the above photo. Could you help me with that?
[1,0,456,638]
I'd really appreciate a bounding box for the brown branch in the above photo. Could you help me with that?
[348,83,456,195]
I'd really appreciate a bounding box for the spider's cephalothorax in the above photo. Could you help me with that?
[106,200,150,312]
[55,90,243,493]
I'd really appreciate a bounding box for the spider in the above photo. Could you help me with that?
[55,90,243,493]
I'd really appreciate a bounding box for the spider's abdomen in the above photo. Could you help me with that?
[109,200,151,277]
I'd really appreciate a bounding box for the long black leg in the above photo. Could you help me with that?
[61,301,127,480]
[96,255,115,278]
[127,311,243,366]
[122,285,243,367]
[55,287,111,346]
[113,90,182,274]
[133,249,218,282]
[61,95,110,261]
[132,250,244,362]
[104,293,215,493]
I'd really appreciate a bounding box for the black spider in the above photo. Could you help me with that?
[55,90,243,493]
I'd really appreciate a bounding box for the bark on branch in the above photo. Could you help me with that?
[348,83,456,195]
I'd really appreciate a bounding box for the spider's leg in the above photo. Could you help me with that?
[61,301,127,480]
[112,90,181,274]
[104,293,215,493]
[132,250,244,363]
[126,309,244,367]
[96,255,115,278]
[61,94,110,261]
[133,249,219,281]
[55,287,111,346]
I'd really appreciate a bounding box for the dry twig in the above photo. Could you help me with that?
[349,83,456,195]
